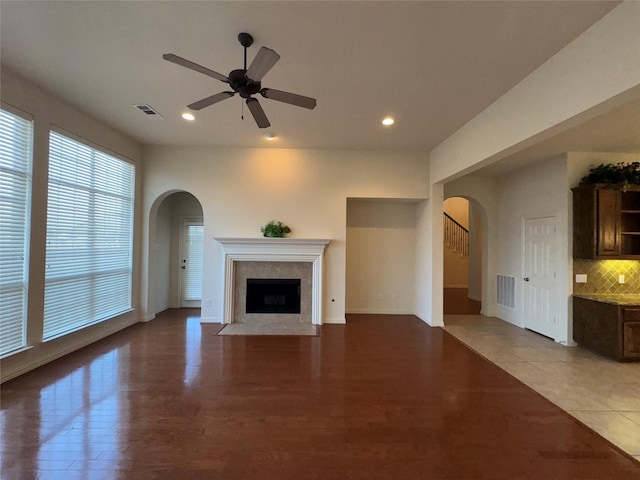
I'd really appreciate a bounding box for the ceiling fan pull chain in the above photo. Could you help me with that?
[241,100,244,121]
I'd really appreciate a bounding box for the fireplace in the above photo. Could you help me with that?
[215,238,331,325]
[246,278,301,314]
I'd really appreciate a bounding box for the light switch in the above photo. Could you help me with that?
[575,274,587,283]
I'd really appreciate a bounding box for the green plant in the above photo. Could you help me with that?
[260,220,291,238]
[579,162,640,188]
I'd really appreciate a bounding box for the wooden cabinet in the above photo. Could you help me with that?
[572,184,640,259]
[573,296,640,361]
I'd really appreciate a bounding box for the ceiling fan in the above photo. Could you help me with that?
[163,33,317,129]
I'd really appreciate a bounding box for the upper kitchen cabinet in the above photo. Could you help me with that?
[573,184,640,259]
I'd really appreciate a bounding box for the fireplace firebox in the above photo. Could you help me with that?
[246,279,301,314]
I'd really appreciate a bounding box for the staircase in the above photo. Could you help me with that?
[444,212,469,257]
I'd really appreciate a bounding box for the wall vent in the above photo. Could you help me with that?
[496,274,515,309]
[134,104,164,119]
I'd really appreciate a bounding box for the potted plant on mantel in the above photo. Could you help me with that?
[579,162,640,190]
[260,220,291,238]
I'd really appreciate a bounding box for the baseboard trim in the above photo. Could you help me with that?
[140,314,156,322]
[346,309,414,315]
[1,317,138,383]
[200,316,222,323]
[323,316,346,324]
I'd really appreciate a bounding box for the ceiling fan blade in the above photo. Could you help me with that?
[163,53,229,83]
[188,91,235,111]
[260,88,317,110]
[246,47,280,82]
[246,98,270,128]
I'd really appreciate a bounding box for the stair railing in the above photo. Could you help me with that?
[443,212,469,257]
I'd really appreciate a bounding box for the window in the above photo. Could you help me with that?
[43,130,135,339]
[182,221,204,302]
[0,107,33,356]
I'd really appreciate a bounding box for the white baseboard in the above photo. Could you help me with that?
[200,316,222,323]
[346,309,414,315]
[415,314,444,327]
[1,317,138,383]
[140,314,155,322]
[323,316,346,324]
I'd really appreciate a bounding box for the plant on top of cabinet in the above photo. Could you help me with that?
[579,162,640,189]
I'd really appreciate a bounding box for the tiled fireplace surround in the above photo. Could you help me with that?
[215,238,331,325]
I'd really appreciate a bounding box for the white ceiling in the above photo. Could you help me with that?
[0,1,627,153]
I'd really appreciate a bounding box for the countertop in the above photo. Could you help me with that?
[573,293,640,306]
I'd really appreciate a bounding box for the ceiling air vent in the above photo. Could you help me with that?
[134,104,164,119]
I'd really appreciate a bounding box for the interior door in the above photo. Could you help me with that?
[523,216,558,339]
[180,219,204,308]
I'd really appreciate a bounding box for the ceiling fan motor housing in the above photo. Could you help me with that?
[228,69,261,98]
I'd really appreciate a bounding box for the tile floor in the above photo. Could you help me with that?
[218,322,318,336]
[443,314,640,462]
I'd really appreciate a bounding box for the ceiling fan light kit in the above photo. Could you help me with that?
[164,32,317,129]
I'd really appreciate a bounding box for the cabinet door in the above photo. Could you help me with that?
[623,309,640,359]
[597,189,620,256]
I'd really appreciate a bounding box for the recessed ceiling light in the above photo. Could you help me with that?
[182,112,195,121]
[264,132,276,140]
[382,117,395,126]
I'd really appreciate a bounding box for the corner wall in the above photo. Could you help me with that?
[494,156,570,342]
[346,199,418,314]
[0,69,143,382]
[430,2,640,184]
[141,147,429,324]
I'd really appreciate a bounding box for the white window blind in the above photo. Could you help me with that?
[44,131,134,339]
[183,224,203,301]
[0,108,33,356]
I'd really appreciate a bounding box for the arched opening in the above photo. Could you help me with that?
[443,196,485,315]
[148,191,204,316]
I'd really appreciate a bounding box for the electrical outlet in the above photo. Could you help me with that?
[575,274,587,283]
[618,274,625,284]
[204,299,212,306]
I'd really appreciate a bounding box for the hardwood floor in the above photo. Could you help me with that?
[2,310,639,479]
[444,288,481,315]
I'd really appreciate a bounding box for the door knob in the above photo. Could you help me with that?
[524,277,529,282]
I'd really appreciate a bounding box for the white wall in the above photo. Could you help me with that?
[468,202,483,301]
[346,199,417,314]
[0,69,143,382]
[152,198,172,313]
[141,147,429,324]
[443,246,469,289]
[494,157,569,342]
[430,2,640,184]
[444,197,469,228]
[426,2,640,328]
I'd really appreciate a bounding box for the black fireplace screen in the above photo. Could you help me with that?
[246,279,301,314]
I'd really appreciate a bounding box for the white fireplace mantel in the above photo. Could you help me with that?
[215,238,331,325]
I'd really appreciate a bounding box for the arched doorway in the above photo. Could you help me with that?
[443,196,483,315]
[148,191,204,315]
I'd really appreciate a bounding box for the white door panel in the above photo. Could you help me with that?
[523,217,557,339]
